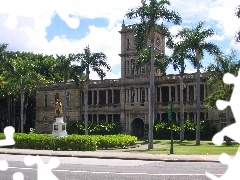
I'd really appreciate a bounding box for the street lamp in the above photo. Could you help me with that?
[168,97,174,154]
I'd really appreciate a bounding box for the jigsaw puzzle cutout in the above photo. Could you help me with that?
[24,155,60,180]
[0,126,60,180]
[206,70,240,179]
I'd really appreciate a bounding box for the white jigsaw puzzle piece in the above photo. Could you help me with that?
[0,126,15,175]
[206,69,240,179]
[0,126,15,146]
[24,155,60,180]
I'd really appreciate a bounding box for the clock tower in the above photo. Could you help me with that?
[118,21,165,80]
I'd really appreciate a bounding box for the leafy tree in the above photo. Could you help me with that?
[205,50,240,145]
[176,21,221,145]
[1,51,47,132]
[75,45,111,135]
[33,54,61,83]
[126,0,181,149]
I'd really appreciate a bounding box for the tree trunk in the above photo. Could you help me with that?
[7,94,11,126]
[20,89,24,133]
[148,26,155,149]
[84,66,89,135]
[179,73,184,141]
[195,50,201,145]
[13,99,16,128]
[225,85,231,145]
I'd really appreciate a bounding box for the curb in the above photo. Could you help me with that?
[0,151,220,163]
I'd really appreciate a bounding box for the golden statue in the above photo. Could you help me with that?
[51,99,62,117]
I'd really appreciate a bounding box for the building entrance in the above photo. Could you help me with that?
[131,118,144,138]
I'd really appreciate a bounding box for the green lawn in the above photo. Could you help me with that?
[118,140,239,155]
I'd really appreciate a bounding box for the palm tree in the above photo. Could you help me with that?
[76,45,111,135]
[205,50,240,145]
[170,42,195,141]
[176,21,221,145]
[126,0,181,149]
[55,54,84,122]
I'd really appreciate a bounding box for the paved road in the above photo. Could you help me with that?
[0,154,227,180]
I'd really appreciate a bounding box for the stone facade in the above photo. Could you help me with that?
[35,23,231,136]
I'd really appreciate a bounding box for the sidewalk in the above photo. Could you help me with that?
[0,148,222,162]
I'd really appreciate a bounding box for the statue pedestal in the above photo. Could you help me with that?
[51,117,67,137]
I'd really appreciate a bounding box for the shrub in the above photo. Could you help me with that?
[0,133,136,151]
[154,120,217,140]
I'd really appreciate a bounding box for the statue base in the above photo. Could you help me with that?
[51,117,67,137]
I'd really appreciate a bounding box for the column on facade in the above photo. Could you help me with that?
[125,114,128,131]
[194,85,196,101]
[133,88,136,103]
[168,86,171,101]
[129,60,132,75]
[204,112,207,121]
[187,85,189,102]
[176,112,178,122]
[112,89,114,104]
[175,86,178,102]
[129,89,131,103]
[97,90,99,105]
[204,85,206,100]
[92,114,94,123]
[126,60,128,75]
[106,90,108,104]
[106,114,108,123]
[145,88,148,102]
[128,114,131,131]
[97,114,99,123]
[159,87,162,103]
[194,113,196,123]
[187,113,189,120]
[92,90,94,105]
[159,113,162,121]
[125,89,128,103]
[138,88,140,102]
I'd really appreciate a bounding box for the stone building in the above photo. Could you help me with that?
[35,23,229,137]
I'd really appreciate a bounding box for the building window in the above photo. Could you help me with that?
[66,92,70,107]
[124,61,127,75]
[141,66,146,74]
[131,88,135,103]
[131,59,135,75]
[140,88,145,103]
[43,116,48,129]
[44,94,48,107]
[66,116,70,122]
[54,93,59,102]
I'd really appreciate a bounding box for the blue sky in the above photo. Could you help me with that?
[0,0,239,80]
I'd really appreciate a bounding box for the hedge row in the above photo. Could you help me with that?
[149,120,217,140]
[0,134,137,151]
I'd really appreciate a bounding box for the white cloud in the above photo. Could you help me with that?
[0,0,240,80]
[185,69,205,74]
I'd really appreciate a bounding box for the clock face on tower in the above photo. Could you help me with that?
[156,37,160,47]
